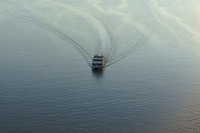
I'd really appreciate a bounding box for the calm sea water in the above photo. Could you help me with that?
[1,0,200,132]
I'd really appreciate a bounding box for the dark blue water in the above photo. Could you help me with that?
[1,0,200,132]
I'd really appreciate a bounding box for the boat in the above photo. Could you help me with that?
[92,55,106,69]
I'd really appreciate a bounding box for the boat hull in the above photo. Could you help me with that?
[91,65,105,69]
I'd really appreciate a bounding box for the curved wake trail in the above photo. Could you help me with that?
[64,7,114,59]
[38,0,114,66]
[1,11,92,66]
[106,26,154,67]
[89,0,153,66]
[90,17,111,56]
[87,16,113,58]
[1,1,153,68]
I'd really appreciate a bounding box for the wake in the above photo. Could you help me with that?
[0,10,153,68]
[105,25,154,67]
[1,11,93,66]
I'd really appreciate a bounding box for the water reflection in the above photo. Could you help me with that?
[92,68,104,78]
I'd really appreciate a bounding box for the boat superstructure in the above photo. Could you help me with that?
[92,55,105,69]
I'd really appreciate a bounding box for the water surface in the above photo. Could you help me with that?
[1,0,200,132]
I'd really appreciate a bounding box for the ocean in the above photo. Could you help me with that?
[0,0,200,132]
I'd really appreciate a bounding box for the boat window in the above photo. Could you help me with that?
[93,59,102,61]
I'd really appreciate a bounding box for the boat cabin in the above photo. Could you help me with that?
[92,55,105,69]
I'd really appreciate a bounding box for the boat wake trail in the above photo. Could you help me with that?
[0,9,153,69]
[1,11,92,66]
[106,26,154,67]
[95,19,114,58]
[61,6,115,62]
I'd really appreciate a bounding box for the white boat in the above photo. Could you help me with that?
[92,55,105,69]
